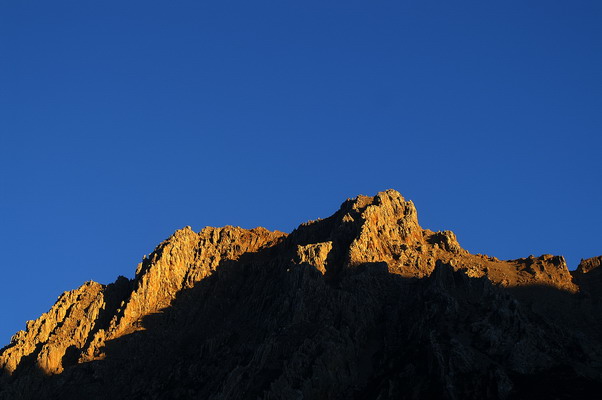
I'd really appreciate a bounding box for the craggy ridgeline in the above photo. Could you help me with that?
[1,190,601,399]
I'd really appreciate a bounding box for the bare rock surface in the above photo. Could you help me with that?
[1,190,600,399]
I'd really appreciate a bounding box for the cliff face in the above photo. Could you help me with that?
[0,226,284,377]
[1,190,600,399]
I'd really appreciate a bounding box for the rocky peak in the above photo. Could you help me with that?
[286,190,423,279]
[338,189,420,234]
[575,256,602,275]
[347,190,423,265]
[572,256,602,301]
[1,190,600,399]
[108,225,285,338]
[0,224,285,376]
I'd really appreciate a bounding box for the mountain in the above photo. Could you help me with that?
[1,190,601,399]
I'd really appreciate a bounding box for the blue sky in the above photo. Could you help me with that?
[1,1,601,345]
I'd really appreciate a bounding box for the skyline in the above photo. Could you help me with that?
[1,1,601,345]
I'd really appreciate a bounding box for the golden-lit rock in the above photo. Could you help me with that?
[1,190,600,399]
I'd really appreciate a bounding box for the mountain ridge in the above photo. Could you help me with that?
[1,190,601,399]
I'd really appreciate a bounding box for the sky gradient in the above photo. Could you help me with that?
[1,1,601,345]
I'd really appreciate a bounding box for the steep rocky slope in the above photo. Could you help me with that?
[1,190,601,399]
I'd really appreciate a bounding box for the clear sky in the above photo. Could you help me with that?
[1,1,600,345]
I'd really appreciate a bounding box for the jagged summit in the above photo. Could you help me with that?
[1,190,601,399]
[575,256,602,275]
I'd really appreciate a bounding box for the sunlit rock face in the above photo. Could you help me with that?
[1,190,601,399]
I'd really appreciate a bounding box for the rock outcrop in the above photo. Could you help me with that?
[1,190,600,399]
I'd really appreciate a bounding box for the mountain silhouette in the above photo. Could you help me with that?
[1,190,601,399]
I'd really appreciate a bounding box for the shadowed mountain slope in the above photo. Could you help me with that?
[1,190,601,399]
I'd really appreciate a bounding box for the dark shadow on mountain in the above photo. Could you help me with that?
[3,241,602,400]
